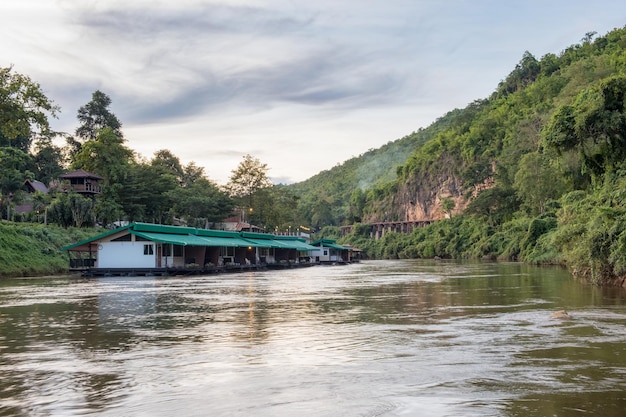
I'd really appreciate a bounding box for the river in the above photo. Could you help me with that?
[1,260,625,416]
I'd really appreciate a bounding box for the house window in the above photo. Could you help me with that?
[144,244,154,255]
[324,250,328,256]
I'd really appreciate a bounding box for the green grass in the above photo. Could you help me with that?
[0,222,98,277]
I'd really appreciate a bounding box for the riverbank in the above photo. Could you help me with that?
[0,222,97,277]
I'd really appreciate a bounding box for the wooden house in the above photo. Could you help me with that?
[14,179,49,214]
[60,169,103,197]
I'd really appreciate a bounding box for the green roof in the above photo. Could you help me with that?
[62,222,314,251]
[239,235,317,251]
[310,239,349,250]
[61,224,133,251]
[273,237,317,251]
[131,231,248,247]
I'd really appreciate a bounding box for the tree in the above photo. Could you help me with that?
[513,151,565,215]
[181,162,205,187]
[348,188,366,223]
[32,137,64,185]
[48,192,94,227]
[168,177,234,228]
[544,75,626,179]
[252,185,299,230]
[151,149,184,184]
[72,127,134,184]
[75,90,122,141]
[31,191,51,224]
[0,66,58,219]
[440,197,456,218]
[0,147,33,219]
[225,154,272,210]
[498,51,540,95]
[0,66,59,147]
[127,162,178,223]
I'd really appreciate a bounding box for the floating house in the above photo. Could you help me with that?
[62,222,319,276]
[310,239,359,264]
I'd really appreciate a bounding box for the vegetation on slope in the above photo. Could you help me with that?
[336,27,626,285]
[289,110,462,228]
[0,222,96,277]
[4,27,626,286]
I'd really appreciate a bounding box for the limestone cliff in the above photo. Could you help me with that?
[362,167,493,223]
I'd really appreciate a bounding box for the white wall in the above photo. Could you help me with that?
[311,247,330,261]
[98,242,155,268]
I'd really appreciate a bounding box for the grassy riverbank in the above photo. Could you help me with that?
[0,222,97,277]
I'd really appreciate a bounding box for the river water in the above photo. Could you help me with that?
[1,260,626,416]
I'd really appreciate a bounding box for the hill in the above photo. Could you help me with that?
[288,108,463,228]
[298,26,626,286]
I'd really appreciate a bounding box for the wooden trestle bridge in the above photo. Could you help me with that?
[340,220,434,240]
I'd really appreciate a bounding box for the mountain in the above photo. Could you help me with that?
[294,26,626,286]
[288,107,463,228]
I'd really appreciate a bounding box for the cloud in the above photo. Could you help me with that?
[56,2,407,127]
[2,0,626,185]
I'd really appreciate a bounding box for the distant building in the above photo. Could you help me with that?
[59,169,103,197]
[14,179,49,214]
[310,239,360,264]
[216,210,265,233]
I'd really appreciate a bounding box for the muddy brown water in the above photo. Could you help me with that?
[1,260,625,416]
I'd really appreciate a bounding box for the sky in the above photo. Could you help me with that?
[2,1,625,185]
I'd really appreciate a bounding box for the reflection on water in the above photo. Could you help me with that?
[1,260,626,416]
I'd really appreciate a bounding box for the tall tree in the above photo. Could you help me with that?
[513,151,565,215]
[128,162,178,223]
[168,177,234,228]
[32,137,64,185]
[225,154,272,211]
[75,90,122,141]
[72,127,134,184]
[151,149,184,184]
[0,66,58,147]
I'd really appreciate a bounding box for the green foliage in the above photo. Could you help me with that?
[0,66,58,144]
[72,127,134,183]
[75,90,123,141]
[337,26,626,286]
[167,177,233,227]
[48,192,94,228]
[226,154,272,205]
[0,146,34,220]
[289,124,448,227]
[314,226,341,240]
[513,151,566,215]
[0,222,97,277]
[544,75,626,179]
[549,173,626,284]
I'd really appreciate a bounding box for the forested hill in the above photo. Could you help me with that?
[298,26,626,286]
[288,107,465,227]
